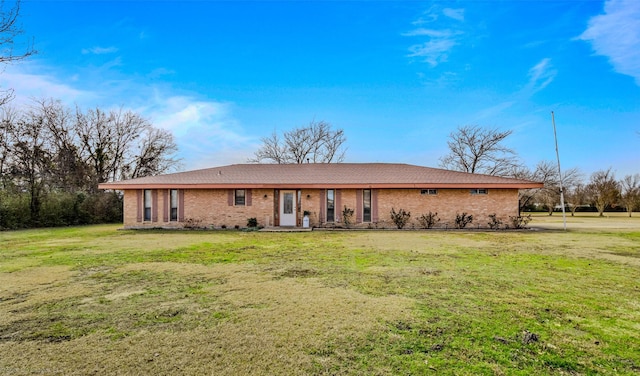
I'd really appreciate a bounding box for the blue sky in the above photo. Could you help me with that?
[4,0,640,179]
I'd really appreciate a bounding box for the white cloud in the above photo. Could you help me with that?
[579,0,640,85]
[408,39,457,67]
[133,94,259,168]
[411,6,439,26]
[523,58,556,95]
[469,59,555,121]
[404,7,465,67]
[135,91,261,168]
[152,98,224,134]
[0,62,257,170]
[402,28,460,38]
[81,46,119,55]
[443,8,464,22]
[0,63,92,106]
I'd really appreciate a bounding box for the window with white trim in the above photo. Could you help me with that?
[326,189,335,222]
[470,189,488,195]
[421,189,437,195]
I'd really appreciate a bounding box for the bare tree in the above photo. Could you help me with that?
[0,0,36,105]
[619,174,640,217]
[251,131,287,164]
[126,127,180,179]
[75,107,117,190]
[36,98,88,192]
[514,160,582,214]
[88,107,179,183]
[295,121,346,163]
[0,99,181,228]
[250,120,346,164]
[543,165,582,215]
[513,162,556,212]
[110,109,155,181]
[564,183,588,216]
[587,168,620,217]
[6,105,51,224]
[0,105,17,186]
[439,125,521,176]
[75,107,156,190]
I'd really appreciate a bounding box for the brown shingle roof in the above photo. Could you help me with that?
[98,163,543,190]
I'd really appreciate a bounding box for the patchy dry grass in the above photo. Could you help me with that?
[0,216,639,375]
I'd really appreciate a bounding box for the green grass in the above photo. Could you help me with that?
[1,216,639,375]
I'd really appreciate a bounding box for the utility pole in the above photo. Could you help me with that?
[551,111,567,231]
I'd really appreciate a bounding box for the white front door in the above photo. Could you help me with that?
[280,190,296,226]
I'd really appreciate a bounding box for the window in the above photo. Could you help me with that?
[283,192,294,214]
[144,189,152,221]
[170,189,178,221]
[235,189,245,206]
[470,189,488,195]
[326,189,335,222]
[421,189,437,195]
[363,189,371,222]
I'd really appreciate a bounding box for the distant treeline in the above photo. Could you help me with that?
[0,98,179,230]
[517,164,640,217]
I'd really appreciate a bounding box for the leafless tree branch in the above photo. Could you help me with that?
[619,173,640,217]
[250,120,346,164]
[587,168,620,217]
[439,125,520,176]
[0,0,37,106]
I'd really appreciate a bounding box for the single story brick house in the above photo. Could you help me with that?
[98,163,542,229]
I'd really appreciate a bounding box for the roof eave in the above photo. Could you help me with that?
[98,182,544,190]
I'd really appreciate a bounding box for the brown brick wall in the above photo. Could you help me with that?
[374,188,518,229]
[123,187,519,229]
[123,190,139,226]
[124,188,273,229]
[304,188,518,229]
